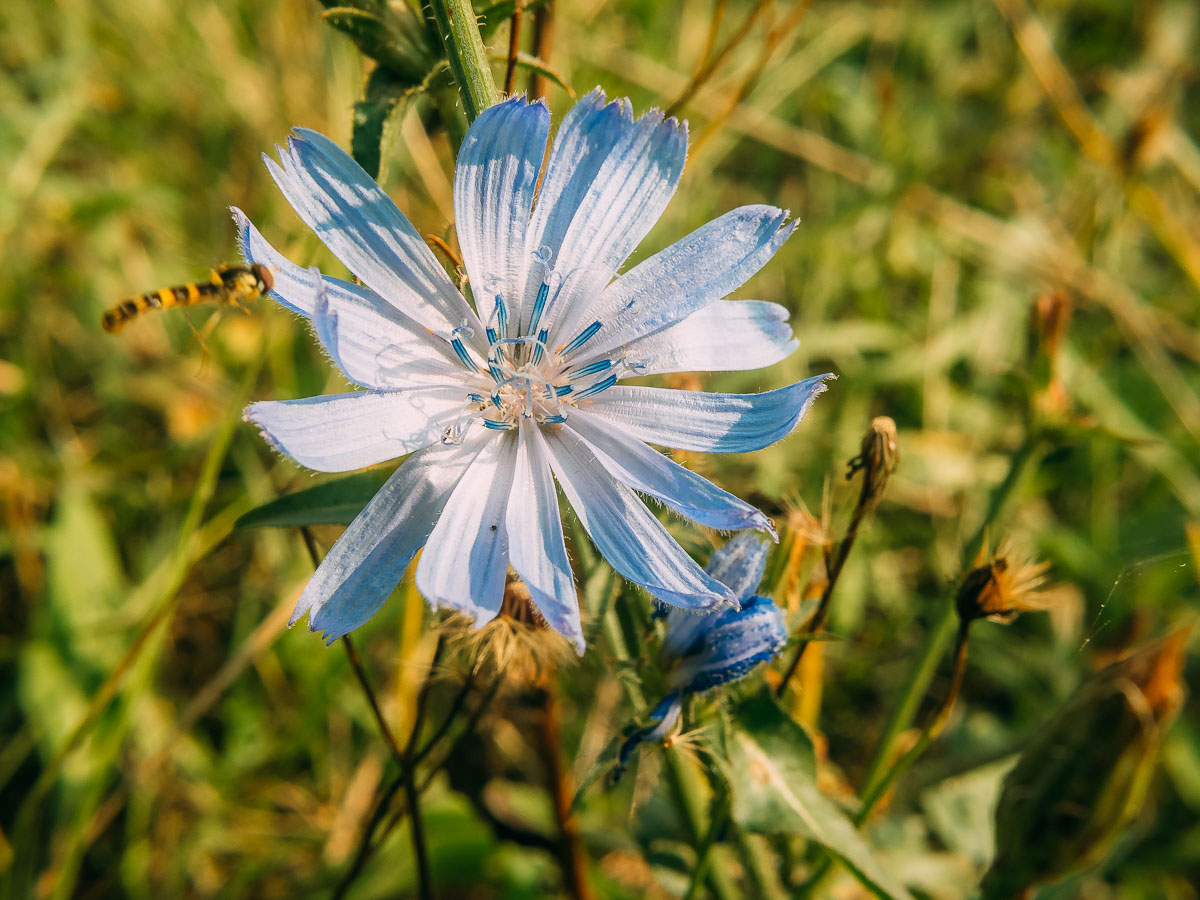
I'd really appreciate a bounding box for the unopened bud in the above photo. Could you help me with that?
[846,416,899,506]
[980,627,1190,898]
[1029,291,1072,418]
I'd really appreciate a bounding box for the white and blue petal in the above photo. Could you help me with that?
[267,128,482,343]
[454,98,550,330]
[520,89,629,318]
[245,386,468,472]
[507,420,583,652]
[543,427,734,611]
[416,434,517,624]
[568,205,795,361]
[586,374,834,454]
[292,433,491,642]
[618,300,798,376]
[564,408,773,534]
[233,209,469,385]
[541,103,687,337]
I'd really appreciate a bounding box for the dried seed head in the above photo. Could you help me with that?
[846,416,899,506]
[955,542,1053,626]
[438,577,573,682]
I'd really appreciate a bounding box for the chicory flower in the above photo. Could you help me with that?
[618,533,788,768]
[237,90,830,652]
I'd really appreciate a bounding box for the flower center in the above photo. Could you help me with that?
[438,249,645,444]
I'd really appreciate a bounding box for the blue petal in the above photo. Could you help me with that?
[667,595,787,692]
[619,300,798,376]
[543,428,734,611]
[293,433,491,642]
[245,386,468,472]
[567,206,795,361]
[705,533,771,603]
[587,375,835,454]
[506,420,583,652]
[267,129,482,344]
[454,98,550,331]
[540,102,687,339]
[416,434,516,624]
[234,209,468,385]
[565,409,773,535]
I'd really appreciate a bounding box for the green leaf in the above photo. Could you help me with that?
[321,5,434,80]
[351,67,421,180]
[728,691,913,900]
[235,469,392,530]
[488,51,575,97]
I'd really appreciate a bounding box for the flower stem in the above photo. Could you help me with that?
[776,455,876,698]
[342,635,405,764]
[857,434,1040,801]
[428,0,501,123]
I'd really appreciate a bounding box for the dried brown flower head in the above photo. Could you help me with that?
[956,542,1053,625]
[437,577,574,682]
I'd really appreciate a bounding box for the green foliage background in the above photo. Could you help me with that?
[1,0,1198,897]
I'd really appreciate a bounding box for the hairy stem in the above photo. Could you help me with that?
[429,0,501,123]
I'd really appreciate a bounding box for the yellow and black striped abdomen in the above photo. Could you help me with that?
[101,264,274,333]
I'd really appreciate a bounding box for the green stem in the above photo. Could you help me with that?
[429,0,501,123]
[663,749,739,900]
[857,434,1041,800]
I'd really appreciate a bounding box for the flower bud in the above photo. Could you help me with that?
[980,627,1190,898]
[846,416,899,507]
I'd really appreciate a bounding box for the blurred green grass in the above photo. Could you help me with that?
[2,0,1199,897]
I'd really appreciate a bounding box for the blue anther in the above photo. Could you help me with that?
[574,373,618,399]
[482,418,515,431]
[450,338,478,372]
[495,296,509,339]
[554,384,573,396]
[467,392,486,404]
[560,321,602,356]
[542,414,568,424]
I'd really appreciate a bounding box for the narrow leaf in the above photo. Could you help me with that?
[235,470,392,530]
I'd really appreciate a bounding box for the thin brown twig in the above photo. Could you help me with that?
[666,0,773,117]
[503,1,524,96]
[537,679,593,900]
[691,0,813,158]
[343,636,406,764]
[529,1,555,99]
[775,464,873,697]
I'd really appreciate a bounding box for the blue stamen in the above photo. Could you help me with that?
[560,321,602,356]
[482,418,514,431]
[554,384,573,396]
[488,363,504,383]
[574,373,618,399]
[450,338,478,372]
[495,296,509,339]
[542,414,568,424]
[532,328,549,364]
[466,392,486,404]
[527,280,550,336]
[567,359,614,381]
